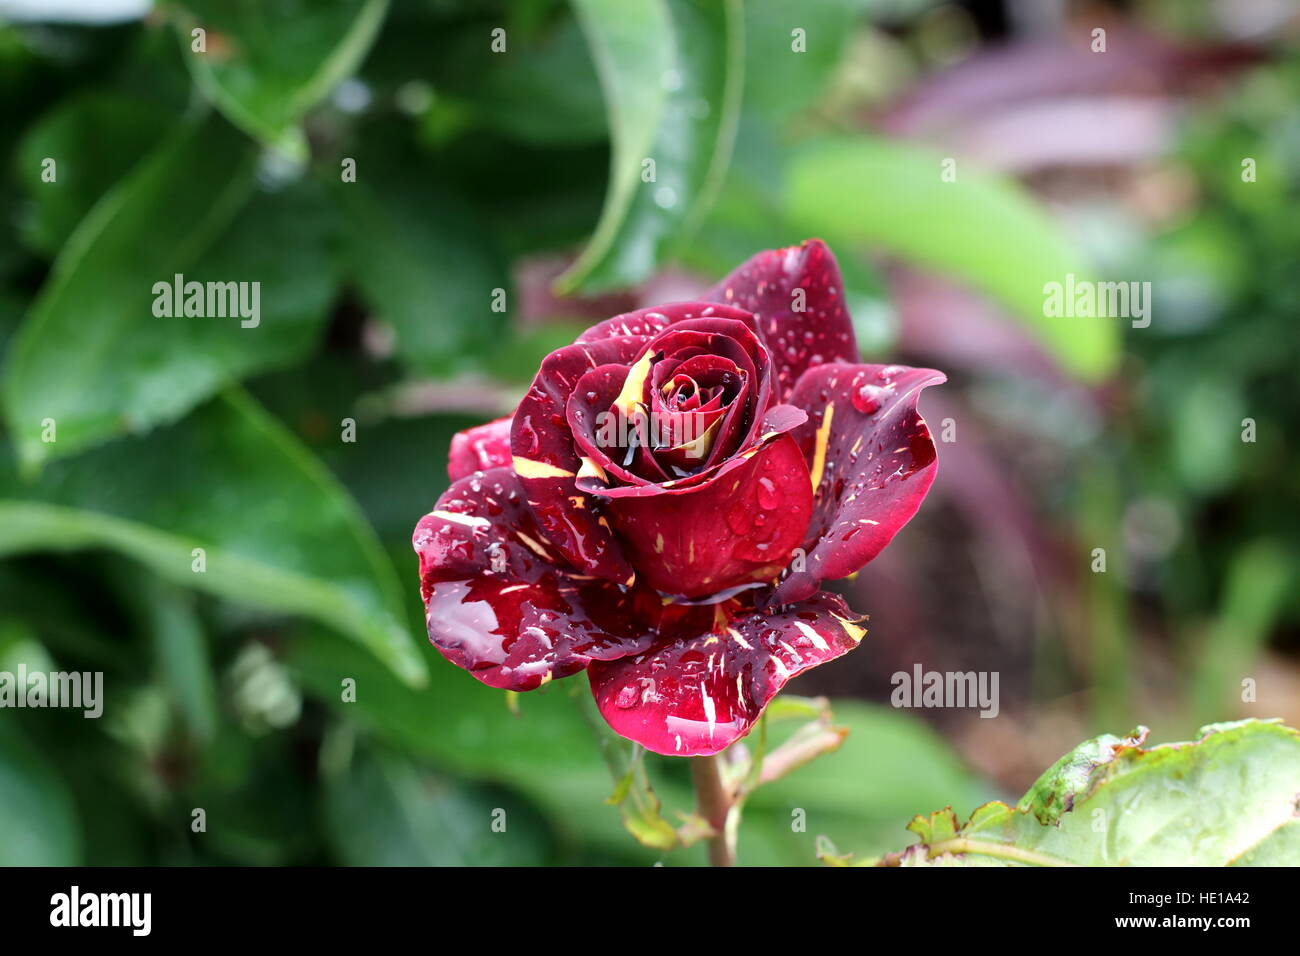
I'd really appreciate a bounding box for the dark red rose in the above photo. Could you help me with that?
[414,240,944,756]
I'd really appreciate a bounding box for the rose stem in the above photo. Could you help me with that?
[690,754,735,867]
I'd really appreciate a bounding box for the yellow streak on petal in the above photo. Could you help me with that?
[514,530,551,557]
[832,613,867,643]
[808,402,835,493]
[577,456,608,484]
[430,510,489,529]
[671,417,720,462]
[512,456,575,479]
[738,431,782,462]
[613,349,655,417]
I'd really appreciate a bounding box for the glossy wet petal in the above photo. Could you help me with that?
[642,317,771,453]
[448,415,514,481]
[575,300,758,346]
[511,335,650,583]
[707,239,858,402]
[567,363,681,486]
[588,591,867,756]
[412,467,661,691]
[772,363,945,605]
[589,432,813,599]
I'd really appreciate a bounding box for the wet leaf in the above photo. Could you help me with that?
[3,113,262,467]
[0,389,425,687]
[171,0,390,149]
[557,0,743,292]
[875,720,1300,866]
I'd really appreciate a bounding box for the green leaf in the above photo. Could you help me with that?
[322,746,551,866]
[288,628,592,782]
[3,112,264,468]
[139,577,220,744]
[876,720,1300,866]
[171,0,390,149]
[335,170,509,376]
[787,137,1119,381]
[745,701,995,859]
[286,626,673,861]
[432,13,608,146]
[181,722,321,864]
[599,734,688,851]
[740,0,858,120]
[7,169,341,469]
[557,0,744,293]
[0,389,425,687]
[0,720,81,866]
[13,91,177,256]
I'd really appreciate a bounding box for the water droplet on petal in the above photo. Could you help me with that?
[853,384,884,414]
[726,501,754,535]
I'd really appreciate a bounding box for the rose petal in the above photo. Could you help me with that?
[511,335,651,583]
[575,301,757,346]
[588,591,867,756]
[771,363,945,605]
[588,432,813,598]
[568,317,771,486]
[637,318,773,473]
[592,402,807,494]
[649,357,736,471]
[413,467,662,690]
[707,239,858,402]
[567,363,667,485]
[448,415,514,481]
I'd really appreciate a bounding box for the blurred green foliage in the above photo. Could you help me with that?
[0,0,1293,866]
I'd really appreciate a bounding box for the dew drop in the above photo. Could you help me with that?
[852,384,885,414]
[517,415,540,455]
[726,501,754,535]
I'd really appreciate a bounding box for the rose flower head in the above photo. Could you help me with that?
[413,240,944,756]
